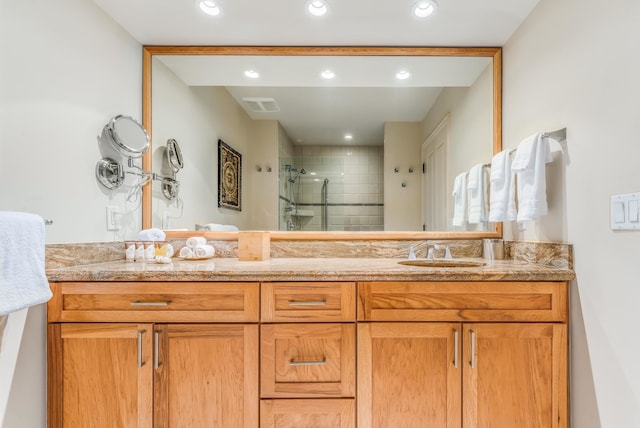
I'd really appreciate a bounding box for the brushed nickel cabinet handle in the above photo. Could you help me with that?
[137,330,146,368]
[154,332,160,370]
[453,329,459,368]
[469,329,476,369]
[288,300,326,306]
[289,357,326,366]
[131,301,171,306]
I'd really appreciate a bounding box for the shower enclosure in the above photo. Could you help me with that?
[278,145,384,232]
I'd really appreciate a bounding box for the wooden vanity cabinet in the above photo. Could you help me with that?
[357,281,569,428]
[48,278,569,428]
[47,282,260,428]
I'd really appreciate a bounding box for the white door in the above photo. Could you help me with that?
[422,117,449,230]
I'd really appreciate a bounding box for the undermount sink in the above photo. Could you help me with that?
[398,259,486,268]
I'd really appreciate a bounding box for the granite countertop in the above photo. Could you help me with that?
[46,257,576,282]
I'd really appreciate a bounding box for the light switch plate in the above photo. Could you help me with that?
[106,205,121,231]
[611,193,640,230]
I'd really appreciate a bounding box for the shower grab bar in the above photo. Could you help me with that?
[322,179,329,231]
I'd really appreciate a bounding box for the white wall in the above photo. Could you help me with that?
[0,0,141,426]
[0,0,142,244]
[503,0,640,426]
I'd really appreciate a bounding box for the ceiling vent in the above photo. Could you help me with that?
[242,97,280,113]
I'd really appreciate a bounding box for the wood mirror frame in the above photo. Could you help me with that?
[141,46,502,241]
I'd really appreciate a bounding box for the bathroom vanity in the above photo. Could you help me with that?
[46,255,573,428]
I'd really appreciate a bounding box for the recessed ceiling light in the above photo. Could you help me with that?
[413,0,438,18]
[197,0,222,16]
[344,134,353,141]
[244,69,260,79]
[321,69,335,79]
[306,0,328,17]
[396,70,411,80]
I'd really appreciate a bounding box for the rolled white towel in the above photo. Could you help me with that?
[179,247,194,258]
[186,236,207,249]
[138,228,166,241]
[193,245,215,258]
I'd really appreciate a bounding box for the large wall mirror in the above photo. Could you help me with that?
[142,46,502,240]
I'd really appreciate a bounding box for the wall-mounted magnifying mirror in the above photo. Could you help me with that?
[96,114,151,191]
[103,115,150,158]
[166,139,184,172]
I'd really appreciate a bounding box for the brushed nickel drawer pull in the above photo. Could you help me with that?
[288,300,326,306]
[131,301,171,306]
[289,357,326,366]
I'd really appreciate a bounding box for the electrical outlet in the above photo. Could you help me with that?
[106,205,121,231]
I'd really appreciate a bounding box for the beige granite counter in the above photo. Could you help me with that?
[46,257,575,282]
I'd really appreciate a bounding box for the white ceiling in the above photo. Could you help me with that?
[93,0,539,145]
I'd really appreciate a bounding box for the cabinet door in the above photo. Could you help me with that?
[47,323,153,428]
[462,323,568,428]
[154,324,259,428]
[358,323,462,428]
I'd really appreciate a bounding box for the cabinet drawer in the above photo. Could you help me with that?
[261,282,355,322]
[48,282,260,322]
[261,323,355,398]
[261,399,355,428]
[357,281,568,322]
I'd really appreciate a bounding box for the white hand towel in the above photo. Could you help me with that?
[467,164,489,224]
[193,245,215,258]
[488,150,517,222]
[179,247,194,258]
[186,236,207,249]
[138,228,166,241]
[451,172,468,228]
[512,133,552,226]
[198,223,239,231]
[0,212,52,315]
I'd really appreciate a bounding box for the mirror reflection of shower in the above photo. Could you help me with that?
[279,145,384,232]
[284,165,307,230]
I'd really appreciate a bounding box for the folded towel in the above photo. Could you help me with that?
[193,245,215,258]
[196,223,240,232]
[138,228,166,241]
[451,172,468,228]
[488,150,517,222]
[179,247,193,258]
[467,164,489,224]
[186,237,207,249]
[0,212,52,315]
[512,133,552,226]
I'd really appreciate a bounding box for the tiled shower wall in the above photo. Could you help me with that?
[283,145,384,231]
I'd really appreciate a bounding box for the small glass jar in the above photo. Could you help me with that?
[135,242,145,261]
[154,241,168,257]
[124,241,136,262]
[144,241,156,260]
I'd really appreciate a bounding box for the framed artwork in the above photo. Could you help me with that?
[217,139,242,211]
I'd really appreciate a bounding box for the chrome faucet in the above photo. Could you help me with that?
[427,243,454,259]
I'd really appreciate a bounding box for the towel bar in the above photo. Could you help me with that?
[507,127,567,155]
